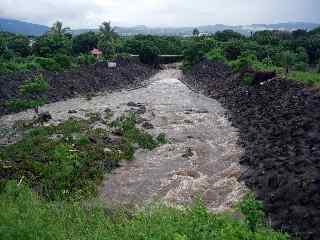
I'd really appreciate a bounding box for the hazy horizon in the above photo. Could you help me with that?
[1,0,320,29]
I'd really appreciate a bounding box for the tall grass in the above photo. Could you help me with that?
[0,182,289,240]
[288,71,320,86]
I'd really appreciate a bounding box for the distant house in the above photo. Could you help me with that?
[90,48,103,59]
[29,39,35,47]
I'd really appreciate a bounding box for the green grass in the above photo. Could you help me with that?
[111,113,167,150]
[235,59,320,87]
[288,71,320,86]
[0,182,289,240]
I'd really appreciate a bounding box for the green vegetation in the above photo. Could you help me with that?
[0,182,288,240]
[111,113,167,150]
[288,70,320,86]
[1,21,320,83]
[6,74,49,115]
[0,112,166,201]
[0,119,119,200]
[179,28,320,86]
[139,43,160,65]
[237,193,265,232]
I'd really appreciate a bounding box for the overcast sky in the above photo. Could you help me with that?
[1,0,320,28]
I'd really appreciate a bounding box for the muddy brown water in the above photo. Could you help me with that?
[0,69,247,211]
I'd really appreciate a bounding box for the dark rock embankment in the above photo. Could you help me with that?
[183,59,320,240]
[0,58,155,116]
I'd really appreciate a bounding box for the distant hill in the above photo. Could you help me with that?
[75,22,320,36]
[0,18,48,36]
[0,18,319,37]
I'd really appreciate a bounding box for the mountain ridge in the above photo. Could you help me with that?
[0,18,319,36]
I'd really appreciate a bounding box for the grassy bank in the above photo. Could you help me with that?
[0,182,288,240]
[0,113,165,201]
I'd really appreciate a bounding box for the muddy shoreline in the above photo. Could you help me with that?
[183,60,320,240]
[0,58,155,117]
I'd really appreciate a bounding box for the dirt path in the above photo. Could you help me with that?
[0,69,247,211]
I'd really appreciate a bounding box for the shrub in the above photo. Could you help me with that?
[240,73,254,86]
[78,53,96,65]
[111,113,159,150]
[293,62,308,72]
[6,74,48,115]
[53,54,73,69]
[237,193,265,232]
[34,57,61,71]
[231,53,257,72]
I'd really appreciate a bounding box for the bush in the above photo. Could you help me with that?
[240,73,254,86]
[293,62,308,72]
[139,44,160,65]
[78,53,96,65]
[231,53,257,72]
[6,74,48,114]
[53,54,73,69]
[34,57,61,71]
[206,48,226,62]
[238,193,265,232]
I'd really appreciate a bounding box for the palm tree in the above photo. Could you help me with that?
[99,21,118,39]
[49,21,71,35]
[193,28,200,37]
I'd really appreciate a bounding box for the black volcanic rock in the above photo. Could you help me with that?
[183,60,320,240]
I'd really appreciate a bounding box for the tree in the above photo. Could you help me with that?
[7,35,31,57]
[48,21,71,35]
[97,38,115,60]
[296,47,309,63]
[7,74,49,116]
[139,44,160,66]
[224,44,241,61]
[72,32,98,54]
[292,29,308,39]
[193,28,200,37]
[206,48,226,62]
[183,42,205,67]
[32,34,71,57]
[215,30,242,42]
[0,37,7,56]
[99,21,118,40]
[280,51,296,78]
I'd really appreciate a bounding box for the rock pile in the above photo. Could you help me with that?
[184,60,320,240]
[0,58,155,116]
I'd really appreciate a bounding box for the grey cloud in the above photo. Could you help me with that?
[0,0,319,28]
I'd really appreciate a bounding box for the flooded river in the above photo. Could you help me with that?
[0,69,247,211]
